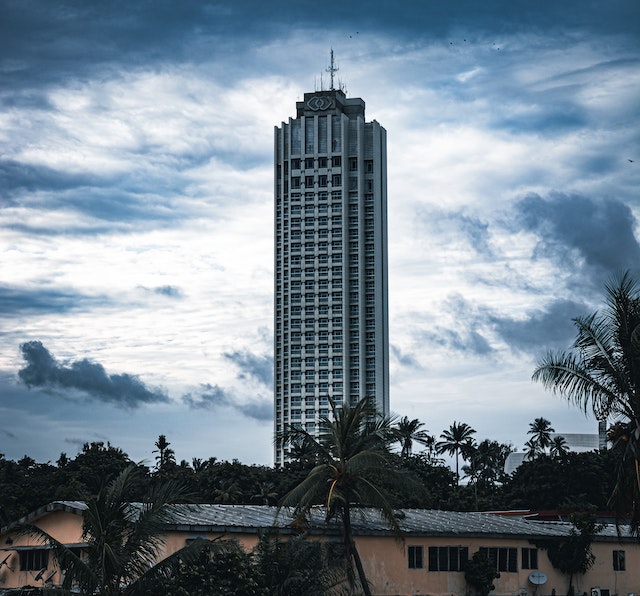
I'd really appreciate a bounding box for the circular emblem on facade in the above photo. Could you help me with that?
[306,96,334,111]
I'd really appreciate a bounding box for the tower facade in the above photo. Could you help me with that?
[274,87,389,465]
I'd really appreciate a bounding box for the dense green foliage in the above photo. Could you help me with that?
[464,551,500,596]
[0,424,620,595]
[19,465,214,596]
[436,421,476,485]
[145,535,342,596]
[278,396,416,596]
[535,513,604,595]
[143,541,260,596]
[0,437,617,529]
[533,272,640,533]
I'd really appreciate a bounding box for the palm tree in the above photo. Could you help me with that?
[469,439,512,488]
[436,422,477,486]
[461,458,482,510]
[533,272,640,534]
[278,396,414,596]
[20,464,213,595]
[527,417,555,456]
[395,416,434,458]
[213,480,241,504]
[153,434,175,473]
[524,437,541,460]
[252,481,278,505]
[191,457,210,474]
[550,436,570,459]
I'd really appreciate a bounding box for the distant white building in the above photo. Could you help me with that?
[505,422,607,475]
[273,76,389,465]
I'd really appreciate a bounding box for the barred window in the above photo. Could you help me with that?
[613,550,626,571]
[480,547,517,572]
[408,546,424,569]
[20,549,49,571]
[428,546,468,572]
[521,548,538,570]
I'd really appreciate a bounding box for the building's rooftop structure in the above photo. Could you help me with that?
[4,502,633,543]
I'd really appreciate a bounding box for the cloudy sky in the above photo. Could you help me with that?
[1,0,638,467]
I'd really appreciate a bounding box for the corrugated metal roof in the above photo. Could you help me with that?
[6,502,630,543]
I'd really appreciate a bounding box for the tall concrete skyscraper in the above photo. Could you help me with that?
[273,75,389,465]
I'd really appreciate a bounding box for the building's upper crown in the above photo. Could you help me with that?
[296,90,365,119]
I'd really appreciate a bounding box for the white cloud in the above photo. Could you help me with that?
[1,14,638,465]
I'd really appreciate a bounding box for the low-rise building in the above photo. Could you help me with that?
[1,502,637,595]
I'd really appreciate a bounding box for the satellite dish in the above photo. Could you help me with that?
[528,571,547,585]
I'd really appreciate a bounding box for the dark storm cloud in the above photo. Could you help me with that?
[417,294,590,357]
[0,157,184,204]
[182,383,231,409]
[182,383,271,421]
[0,284,109,315]
[488,298,588,355]
[493,102,587,135]
[416,208,493,257]
[453,213,493,256]
[416,325,494,356]
[514,193,640,284]
[0,160,99,196]
[0,428,17,439]
[18,341,168,407]
[2,182,186,235]
[223,350,273,387]
[390,344,421,369]
[2,0,636,95]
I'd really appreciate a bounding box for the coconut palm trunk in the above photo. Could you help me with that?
[277,396,419,596]
[342,501,372,596]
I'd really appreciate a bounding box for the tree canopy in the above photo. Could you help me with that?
[278,396,416,596]
[533,271,640,534]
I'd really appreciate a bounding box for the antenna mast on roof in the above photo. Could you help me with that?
[326,49,339,91]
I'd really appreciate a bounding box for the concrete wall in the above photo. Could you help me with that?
[1,510,637,595]
[357,535,638,596]
[0,510,83,590]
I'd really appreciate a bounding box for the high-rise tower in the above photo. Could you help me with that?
[274,77,389,465]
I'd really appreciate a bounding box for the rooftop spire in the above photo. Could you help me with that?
[326,49,339,90]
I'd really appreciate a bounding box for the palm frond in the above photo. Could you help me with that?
[15,523,98,592]
[533,351,622,419]
[124,537,232,594]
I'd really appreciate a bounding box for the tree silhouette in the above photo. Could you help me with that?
[395,416,433,458]
[153,435,175,473]
[527,417,555,457]
[252,481,278,505]
[278,396,414,596]
[20,465,213,595]
[533,272,640,534]
[550,436,570,459]
[536,513,603,595]
[437,422,477,486]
